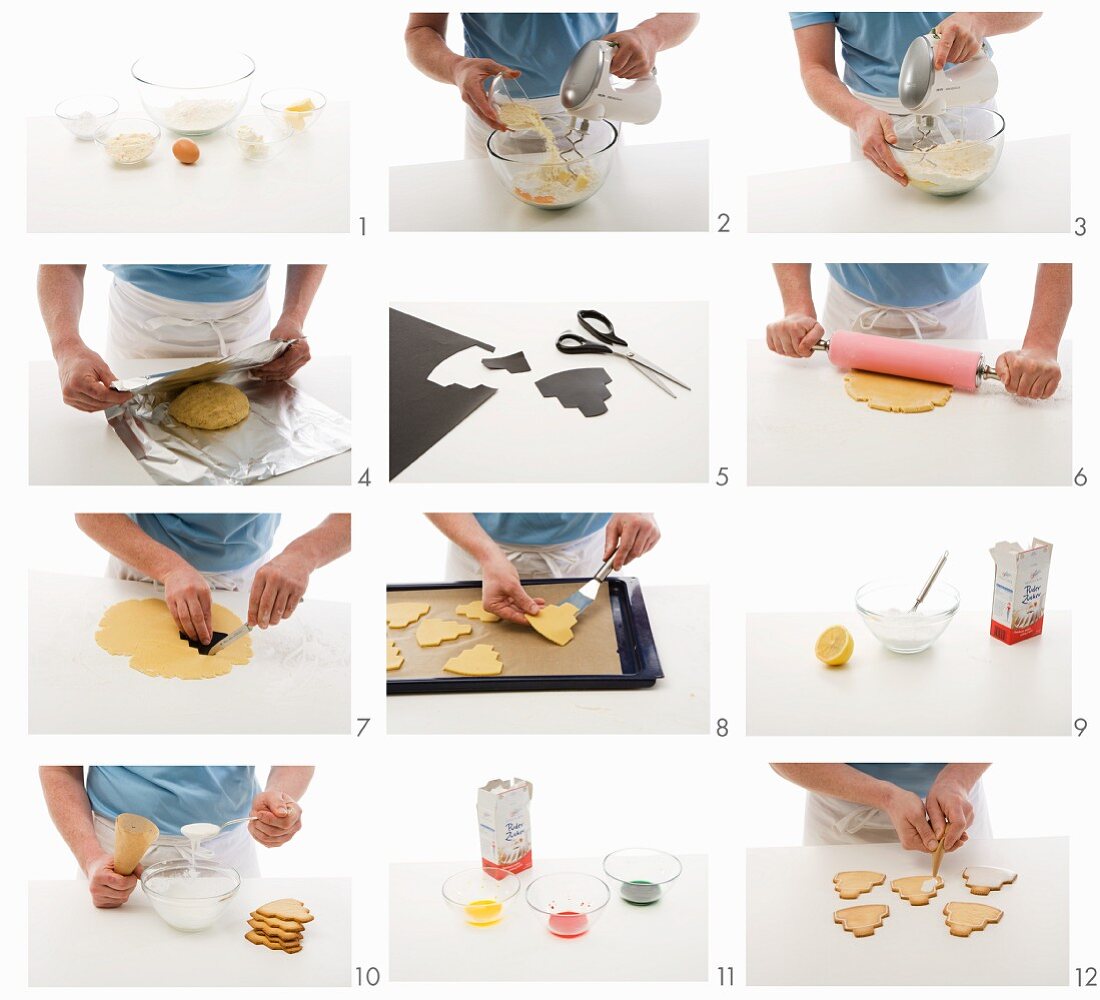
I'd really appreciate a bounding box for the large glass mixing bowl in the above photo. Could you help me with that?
[487,116,617,210]
[140,859,240,932]
[132,51,254,135]
[887,107,1005,196]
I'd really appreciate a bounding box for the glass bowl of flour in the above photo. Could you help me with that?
[855,579,960,654]
[141,859,240,932]
[888,108,1005,197]
[132,51,254,135]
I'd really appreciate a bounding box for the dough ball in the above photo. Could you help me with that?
[168,381,250,430]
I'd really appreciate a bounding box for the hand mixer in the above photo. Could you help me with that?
[811,329,1001,391]
[560,39,662,125]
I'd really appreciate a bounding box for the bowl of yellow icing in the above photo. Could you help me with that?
[441,867,520,927]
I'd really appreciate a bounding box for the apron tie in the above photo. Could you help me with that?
[143,314,230,356]
[852,304,943,340]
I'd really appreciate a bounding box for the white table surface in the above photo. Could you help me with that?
[747,340,1072,486]
[748,134,1069,233]
[747,838,1067,986]
[30,876,350,987]
[27,103,349,233]
[391,302,708,482]
[389,140,708,232]
[388,584,709,735]
[29,572,350,734]
[746,610,1070,737]
[28,356,351,486]
[390,855,707,982]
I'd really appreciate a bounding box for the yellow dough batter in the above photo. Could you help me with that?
[415,619,473,648]
[387,602,430,628]
[443,644,503,676]
[456,600,501,623]
[526,603,578,646]
[387,641,404,672]
[168,381,251,429]
[95,598,252,680]
[844,370,953,413]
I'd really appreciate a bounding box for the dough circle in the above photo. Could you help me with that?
[844,370,953,413]
[168,381,250,429]
[95,598,252,680]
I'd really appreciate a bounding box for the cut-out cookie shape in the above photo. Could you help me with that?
[387,641,404,672]
[962,866,1017,895]
[834,904,889,938]
[416,619,473,647]
[526,603,579,646]
[387,602,430,628]
[891,875,943,906]
[536,367,613,417]
[456,600,501,623]
[833,870,886,900]
[844,370,953,414]
[255,898,314,924]
[482,351,532,373]
[943,901,1002,937]
[443,644,503,676]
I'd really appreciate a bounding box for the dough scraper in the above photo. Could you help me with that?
[179,623,252,656]
[562,548,618,615]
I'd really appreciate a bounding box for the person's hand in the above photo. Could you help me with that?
[252,320,311,381]
[604,514,660,570]
[85,853,142,908]
[248,552,310,629]
[482,555,545,625]
[163,565,213,644]
[766,314,824,358]
[602,28,659,78]
[926,774,976,852]
[54,343,132,412]
[881,785,939,852]
[995,349,1061,400]
[453,58,516,130]
[852,105,908,186]
[932,14,987,70]
[249,791,303,847]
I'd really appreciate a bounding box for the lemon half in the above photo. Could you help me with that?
[815,625,854,666]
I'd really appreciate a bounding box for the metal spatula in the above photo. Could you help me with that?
[562,548,618,615]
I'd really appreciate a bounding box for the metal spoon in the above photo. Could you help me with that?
[909,550,949,613]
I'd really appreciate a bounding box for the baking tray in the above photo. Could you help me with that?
[386,577,663,694]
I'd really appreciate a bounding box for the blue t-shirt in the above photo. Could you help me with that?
[475,513,612,547]
[849,763,946,799]
[790,12,966,97]
[129,514,280,572]
[86,766,259,837]
[105,265,270,303]
[463,13,618,98]
[827,264,987,308]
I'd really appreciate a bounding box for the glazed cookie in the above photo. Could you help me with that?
[834,904,889,938]
[944,901,1003,937]
[832,870,886,900]
[962,866,1017,896]
[891,875,943,906]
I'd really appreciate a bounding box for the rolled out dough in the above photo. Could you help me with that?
[844,370,953,413]
[168,381,250,429]
[95,598,252,680]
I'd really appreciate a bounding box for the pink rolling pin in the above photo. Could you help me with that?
[813,329,1001,391]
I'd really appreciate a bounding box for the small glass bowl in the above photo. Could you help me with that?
[526,872,611,937]
[603,848,683,905]
[232,114,294,161]
[93,118,160,165]
[855,579,960,654]
[55,95,118,140]
[261,88,327,133]
[887,107,1005,196]
[441,867,520,927]
[140,859,240,932]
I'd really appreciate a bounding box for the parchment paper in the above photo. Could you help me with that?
[388,582,622,678]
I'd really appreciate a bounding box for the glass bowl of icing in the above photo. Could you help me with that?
[140,859,240,932]
[855,579,960,654]
[887,107,1005,197]
[132,50,254,135]
[525,872,610,937]
[441,867,520,927]
[603,847,682,905]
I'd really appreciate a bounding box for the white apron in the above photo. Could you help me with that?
[446,530,607,580]
[803,779,992,846]
[91,811,260,877]
[823,278,987,341]
[847,89,997,160]
[107,553,268,593]
[107,278,270,362]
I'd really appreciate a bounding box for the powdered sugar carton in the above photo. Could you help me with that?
[989,538,1053,645]
[478,777,532,875]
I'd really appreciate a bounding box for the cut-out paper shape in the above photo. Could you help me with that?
[962,866,1018,896]
[526,603,579,646]
[443,644,503,676]
[834,904,889,938]
[833,870,886,900]
[482,351,531,374]
[535,367,613,417]
[891,875,943,906]
[456,599,501,623]
[387,641,404,672]
[416,619,473,648]
[387,602,431,628]
[943,901,1003,937]
[844,370,953,413]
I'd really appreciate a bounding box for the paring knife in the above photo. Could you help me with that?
[205,623,253,656]
[562,549,618,615]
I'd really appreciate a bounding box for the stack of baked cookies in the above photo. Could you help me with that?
[245,897,314,954]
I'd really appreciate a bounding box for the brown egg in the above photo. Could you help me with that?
[172,138,200,164]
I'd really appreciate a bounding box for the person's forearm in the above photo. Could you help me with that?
[426,513,505,565]
[935,763,990,791]
[74,513,192,581]
[279,514,350,570]
[38,265,88,356]
[631,13,700,50]
[773,264,816,316]
[1023,264,1071,356]
[39,766,103,872]
[770,763,896,809]
[802,66,870,129]
[265,766,314,800]
[279,265,326,328]
[406,15,463,84]
[965,12,1042,36]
